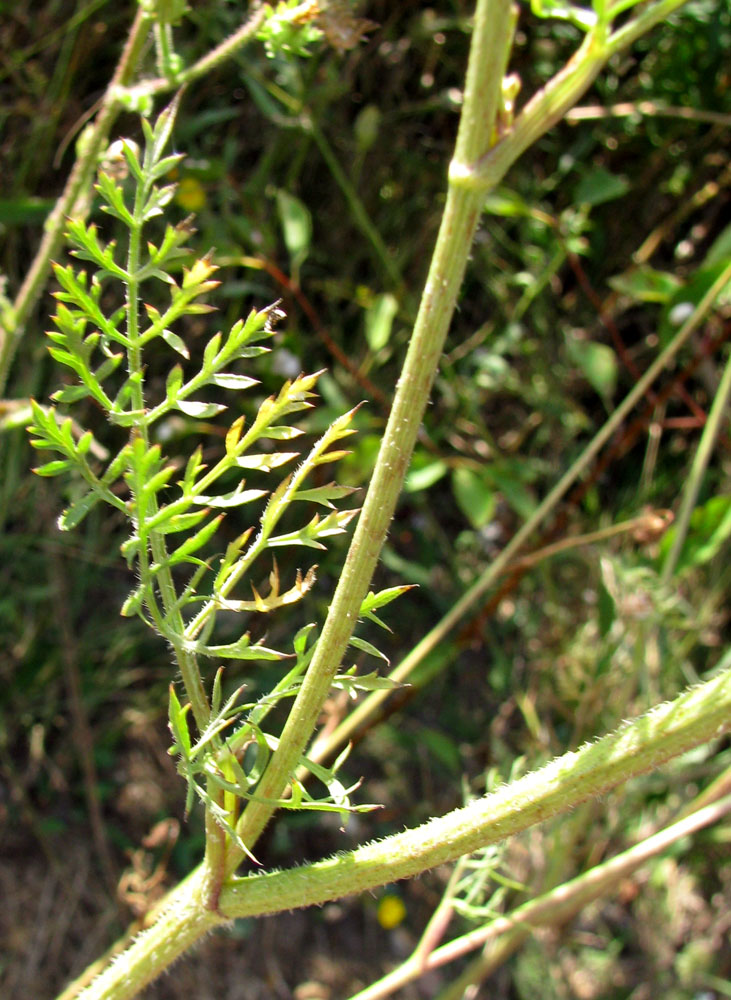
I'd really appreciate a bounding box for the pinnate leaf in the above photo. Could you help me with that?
[58,490,102,531]
[193,486,267,509]
[161,329,191,359]
[294,483,358,508]
[348,636,389,663]
[176,399,227,419]
[34,459,73,477]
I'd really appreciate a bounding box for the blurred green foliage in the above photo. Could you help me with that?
[1,1,729,996]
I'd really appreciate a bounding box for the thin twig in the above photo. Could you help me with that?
[0,7,152,396]
[566,100,731,126]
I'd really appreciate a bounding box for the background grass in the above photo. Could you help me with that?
[1,2,730,997]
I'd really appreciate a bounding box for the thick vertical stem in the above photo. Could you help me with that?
[229,0,516,866]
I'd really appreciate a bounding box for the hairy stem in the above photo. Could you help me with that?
[470,0,689,192]
[68,668,731,999]
[227,0,516,869]
[229,0,702,852]
[222,669,731,916]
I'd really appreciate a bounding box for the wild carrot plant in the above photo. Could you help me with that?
[28,97,406,883]
[1,1,729,998]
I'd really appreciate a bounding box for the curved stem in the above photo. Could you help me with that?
[221,667,731,918]
[231,0,704,817]
[66,667,731,999]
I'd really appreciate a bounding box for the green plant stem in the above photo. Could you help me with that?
[469,0,690,193]
[0,7,152,397]
[68,667,731,999]
[352,793,731,1000]
[44,1,718,994]
[222,669,731,913]
[125,162,223,898]
[661,347,731,582]
[67,868,218,1000]
[225,0,704,871]
[125,166,212,733]
[226,0,516,871]
[119,2,271,103]
[317,260,731,758]
[0,2,272,398]
[153,20,176,79]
